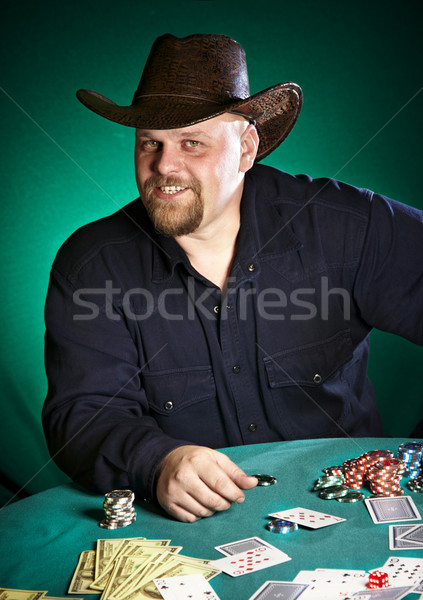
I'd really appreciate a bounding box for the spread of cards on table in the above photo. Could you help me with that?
[3,441,423,600]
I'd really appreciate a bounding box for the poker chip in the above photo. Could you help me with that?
[322,465,345,476]
[335,491,365,502]
[365,458,404,496]
[398,442,423,478]
[371,491,404,497]
[408,474,423,492]
[314,475,345,490]
[318,485,349,500]
[252,474,277,486]
[314,442,421,504]
[266,518,298,533]
[99,489,136,529]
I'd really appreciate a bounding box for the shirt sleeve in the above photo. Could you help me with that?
[42,266,193,503]
[353,192,423,345]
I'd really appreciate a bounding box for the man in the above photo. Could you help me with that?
[42,33,423,523]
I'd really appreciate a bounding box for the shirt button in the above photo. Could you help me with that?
[164,401,174,411]
[247,263,256,272]
[232,364,241,374]
[213,305,220,314]
[313,373,322,384]
[248,423,257,432]
[225,304,231,311]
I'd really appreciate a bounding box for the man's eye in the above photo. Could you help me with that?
[185,140,200,148]
[141,140,159,150]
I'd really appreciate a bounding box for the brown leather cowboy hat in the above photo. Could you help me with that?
[77,33,302,161]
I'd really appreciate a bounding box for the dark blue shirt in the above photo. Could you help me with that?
[42,164,423,502]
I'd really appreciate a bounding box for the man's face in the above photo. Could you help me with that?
[134,113,256,238]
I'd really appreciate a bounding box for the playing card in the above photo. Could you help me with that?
[389,525,423,550]
[269,507,345,529]
[396,523,423,545]
[364,496,421,524]
[209,545,291,577]
[351,587,419,599]
[215,537,279,556]
[153,574,221,600]
[378,556,423,586]
[314,568,367,579]
[248,580,308,600]
[292,569,367,598]
[413,577,423,593]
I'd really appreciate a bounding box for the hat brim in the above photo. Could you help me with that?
[76,82,302,161]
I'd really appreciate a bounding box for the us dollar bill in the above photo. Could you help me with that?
[68,550,98,594]
[95,538,147,580]
[91,539,171,591]
[0,590,47,600]
[117,555,220,600]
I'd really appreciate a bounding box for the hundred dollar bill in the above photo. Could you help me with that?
[91,539,172,591]
[110,548,182,600]
[95,538,146,579]
[112,552,178,600]
[100,554,150,600]
[0,590,47,600]
[68,550,98,594]
[114,554,221,600]
[119,555,221,600]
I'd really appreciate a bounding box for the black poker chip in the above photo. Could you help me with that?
[251,474,277,486]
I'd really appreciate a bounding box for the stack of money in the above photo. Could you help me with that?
[68,536,221,599]
[99,490,136,529]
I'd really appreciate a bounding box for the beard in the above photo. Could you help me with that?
[141,176,204,237]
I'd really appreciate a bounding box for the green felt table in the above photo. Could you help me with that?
[1,438,422,599]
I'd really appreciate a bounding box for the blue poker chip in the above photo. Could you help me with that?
[399,442,423,451]
[266,518,298,533]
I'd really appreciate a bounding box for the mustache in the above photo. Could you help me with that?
[143,176,201,195]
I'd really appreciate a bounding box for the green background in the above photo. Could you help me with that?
[1,0,422,508]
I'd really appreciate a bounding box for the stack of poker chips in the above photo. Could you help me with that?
[313,470,362,502]
[398,441,423,478]
[99,489,136,529]
[342,458,369,489]
[343,450,406,497]
[408,474,423,493]
[366,458,404,497]
[315,449,410,502]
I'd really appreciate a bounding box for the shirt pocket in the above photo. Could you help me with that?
[142,366,220,446]
[263,329,353,388]
[262,329,355,439]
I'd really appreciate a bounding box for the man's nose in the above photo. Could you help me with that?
[153,145,181,175]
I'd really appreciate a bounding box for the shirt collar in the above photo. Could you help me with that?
[151,164,303,284]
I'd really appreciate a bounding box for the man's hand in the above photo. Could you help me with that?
[155,445,258,522]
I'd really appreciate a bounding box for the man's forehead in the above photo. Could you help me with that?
[135,113,248,138]
[135,125,212,139]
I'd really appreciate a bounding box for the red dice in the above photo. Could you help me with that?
[368,570,389,588]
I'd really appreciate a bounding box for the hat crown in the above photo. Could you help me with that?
[132,34,251,105]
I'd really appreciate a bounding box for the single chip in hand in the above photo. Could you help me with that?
[251,474,277,486]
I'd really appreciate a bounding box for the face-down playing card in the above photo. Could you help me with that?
[247,580,308,600]
[389,524,423,550]
[364,496,421,524]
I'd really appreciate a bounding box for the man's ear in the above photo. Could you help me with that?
[239,124,259,173]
